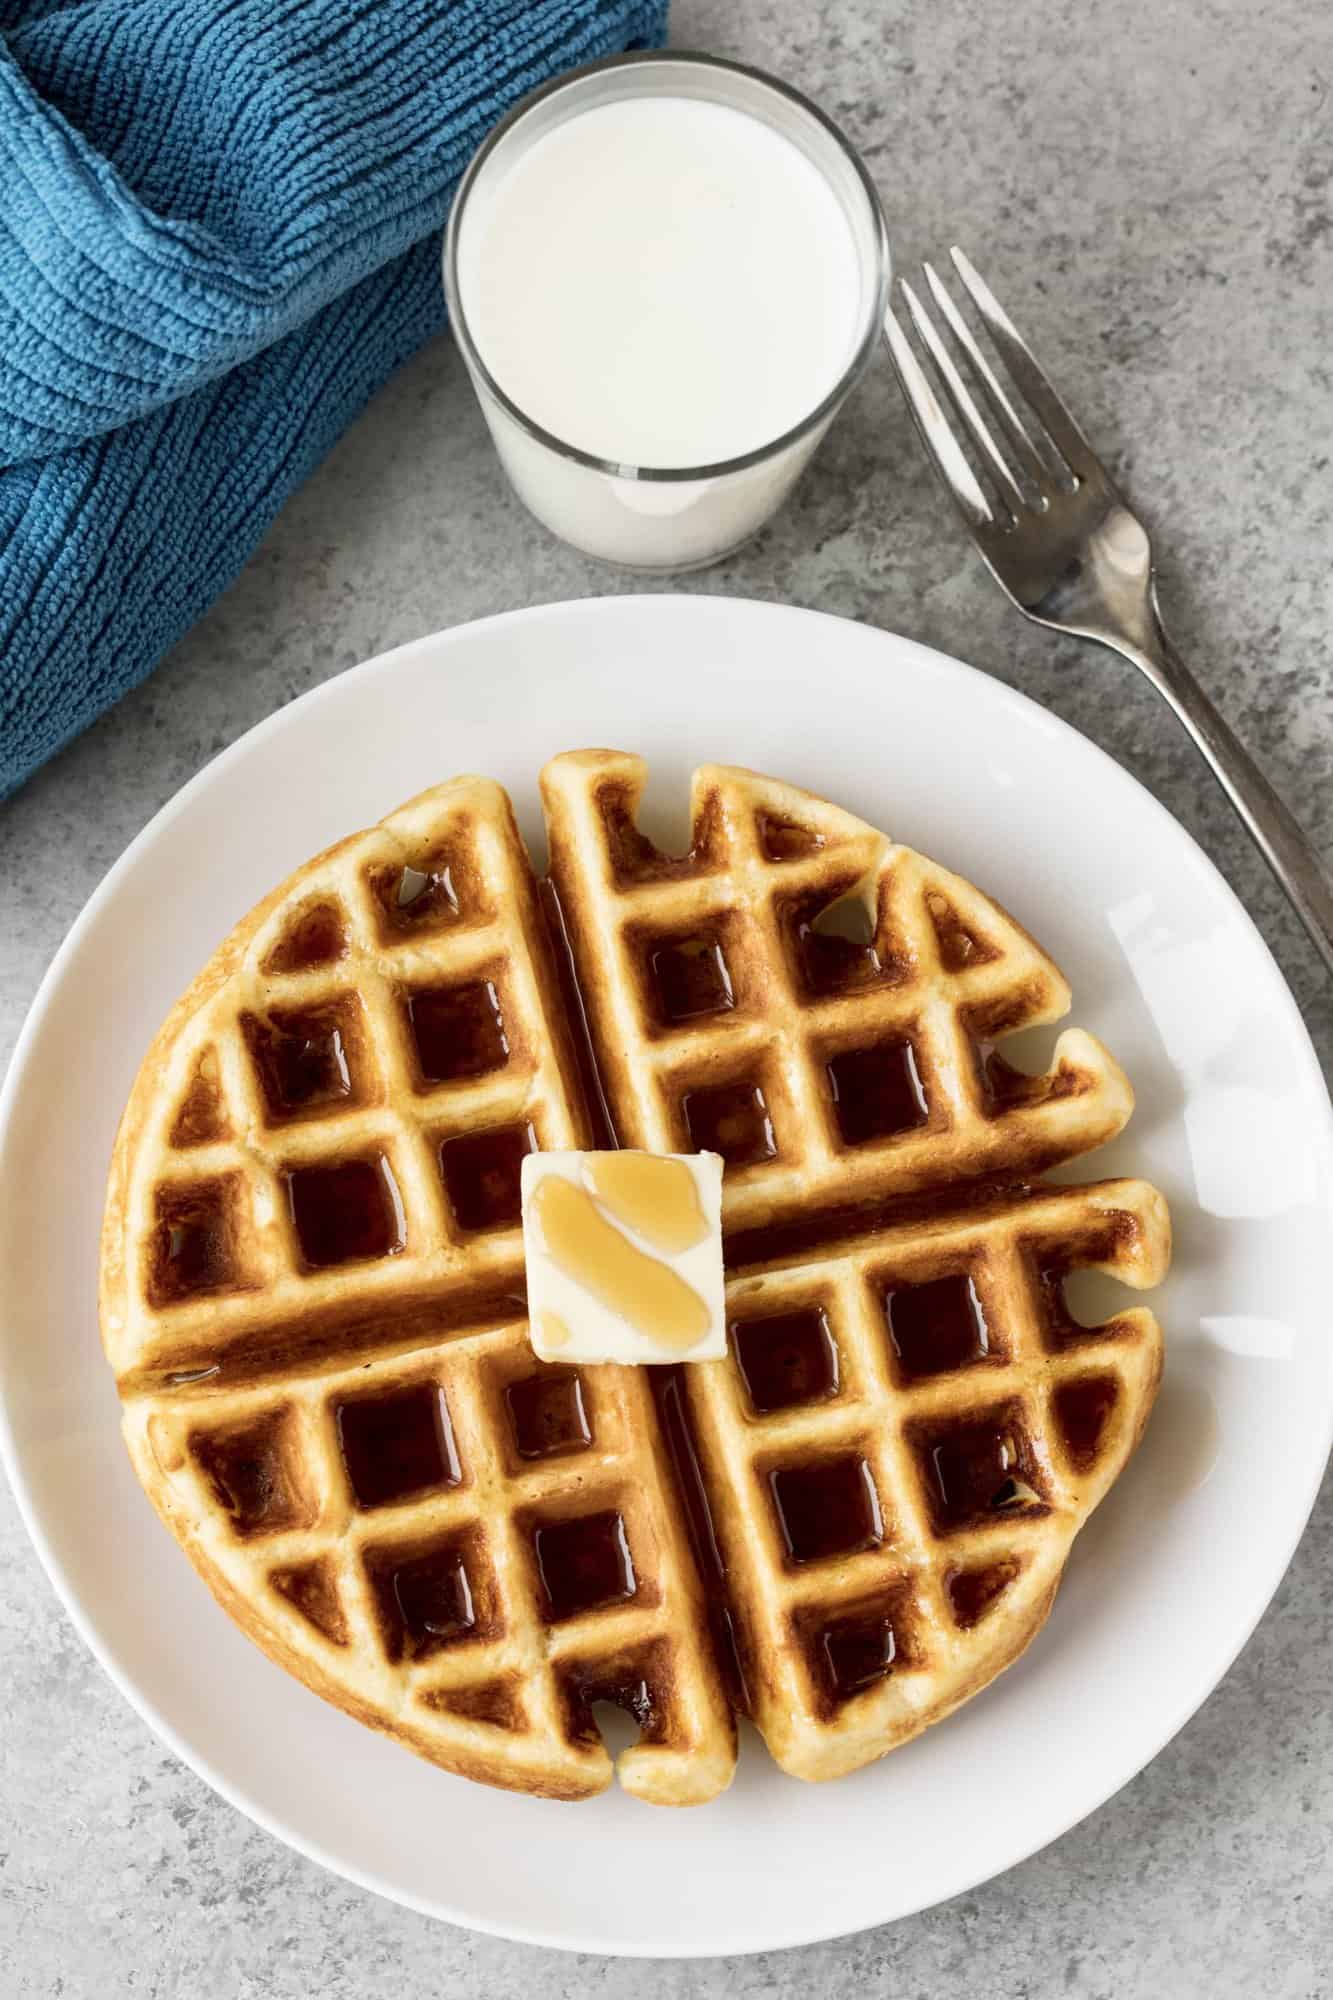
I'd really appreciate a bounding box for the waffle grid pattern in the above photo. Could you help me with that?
[104,755,1168,1801]
[696,1183,1164,1777]
[106,778,735,1803]
[132,1315,732,1800]
[540,752,1168,1782]
[539,752,1134,1233]
[107,782,583,1380]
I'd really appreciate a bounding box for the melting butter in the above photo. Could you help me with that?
[585,1152,709,1254]
[540,1310,572,1349]
[532,1175,711,1352]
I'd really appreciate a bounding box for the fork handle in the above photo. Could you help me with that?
[1109,596,1333,977]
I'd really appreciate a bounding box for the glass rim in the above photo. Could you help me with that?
[441,48,891,485]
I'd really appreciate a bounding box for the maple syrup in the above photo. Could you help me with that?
[884,1272,993,1381]
[170,1050,227,1148]
[731,1305,839,1414]
[261,899,347,974]
[370,857,459,937]
[796,918,884,994]
[1052,1374,1119,1469]
[150,1178,238,1304]
[647,933,735,1024]
[538,879,619,1148]
[1034,1243,1123,1345]
[531,1509,637,1621]
[925,891,995,972]
[769,1454,883,1564]
[982,1050,1058,1112]
[565,1671,658,1743]
[585,1153,709,1254]
[284,1155,406,1268]
[244,1002,356,1121]
[427,1679,524,1731]
[817,1604,903,1701]
[915,1406,1047,1532]
[789,874,887,995]
[335,1383,461,1508]
[505,1370,593,1459]
[270,1559,348,1644]
[826,1038,929,1146]
[531,1174,711,1351]
[407,979,509,1084]
[603,795,673,880]
[649,1366,752,1713]
[682,1079,777,1168]
[945,1559,1020,1629]
[599,784,721,884]
[439,1122,535,1232]
[370,1540,480,1660]
[191,1413,302,1534]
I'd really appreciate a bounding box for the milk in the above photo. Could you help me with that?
[457,96,862,470]
[447,63,886,568]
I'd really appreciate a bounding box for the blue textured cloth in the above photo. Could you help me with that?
[0,0,668,798]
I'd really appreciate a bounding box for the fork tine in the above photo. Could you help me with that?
[900,277,1027,518]
[882,301,994,531]
[950,248,1100,478]
[920,262,1048,487]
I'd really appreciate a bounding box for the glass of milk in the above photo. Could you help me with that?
[444,52,889,571]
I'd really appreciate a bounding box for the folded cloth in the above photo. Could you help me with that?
[0,0,668,799]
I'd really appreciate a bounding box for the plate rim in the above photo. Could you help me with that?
[2,592,1330,1957]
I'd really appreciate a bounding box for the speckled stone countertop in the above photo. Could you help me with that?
[3,1,1331,1992]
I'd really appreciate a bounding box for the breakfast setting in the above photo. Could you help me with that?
[1,0,1329,1993]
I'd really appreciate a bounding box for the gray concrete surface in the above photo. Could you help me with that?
[3,0,1331,1992]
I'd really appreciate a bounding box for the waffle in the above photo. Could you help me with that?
[101,751,1168,1803]
[101,778,735,1804]
[542,751,1168,1780]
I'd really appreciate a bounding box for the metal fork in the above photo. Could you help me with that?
[884,248,1333,978]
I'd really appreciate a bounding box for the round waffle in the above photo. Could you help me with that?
[100,752,1168,1803]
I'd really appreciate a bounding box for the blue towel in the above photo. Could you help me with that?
[0,0,669,799]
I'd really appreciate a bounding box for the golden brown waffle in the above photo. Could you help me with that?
[541,750,1168,1782]
[101,751,1168,1803]
[101,778,735,1804]
[540,751,1136,1225]
[691,1182,1165,1778]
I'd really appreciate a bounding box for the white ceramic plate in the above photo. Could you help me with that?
[2,596,1330,1957]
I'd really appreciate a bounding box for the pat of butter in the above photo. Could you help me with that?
[520,1151,726,1365]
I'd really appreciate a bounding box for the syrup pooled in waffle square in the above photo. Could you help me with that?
[101,754,1168,1802]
